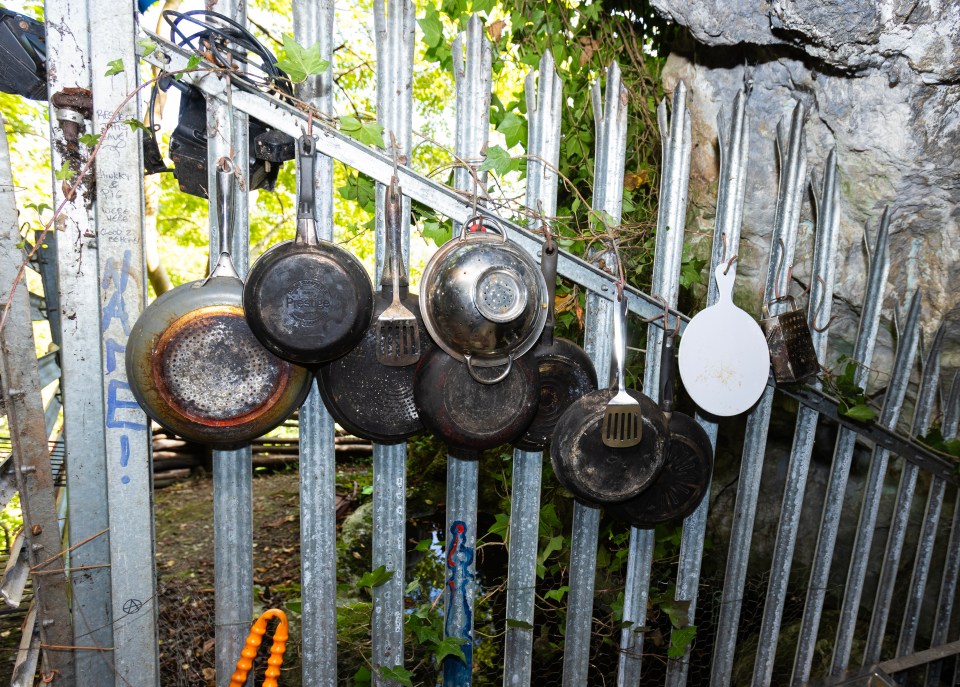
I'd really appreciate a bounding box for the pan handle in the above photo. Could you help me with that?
[207,162,240,281]
[381,177,409,290]
[658,329,676,416]
[610,292,628,394]
[540,234,558,347]
[464,353,513,385]
[459,214,509,243]
[295,134,319,246]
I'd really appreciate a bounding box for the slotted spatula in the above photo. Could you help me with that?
[376,177,421,366]
[602,293,642,448]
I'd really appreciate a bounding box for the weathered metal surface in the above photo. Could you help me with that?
[504,50,562,687]
[830,295,925,674]
[793,209,891,686]
[292,1,338,683]
[442,16,491,686]
[9,603,39,687]
[713,101,807,687]
[755,148,842,686]
[927,488,960,685]
[0,116,76,683]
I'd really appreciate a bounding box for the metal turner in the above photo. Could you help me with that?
[602,293,641,448]
[376,177,421,366]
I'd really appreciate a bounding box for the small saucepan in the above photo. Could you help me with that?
[514,232,597,451]
[608,328,713,527]
[243,135,374,366]
[126,164,312,446]
[550,294,668,503]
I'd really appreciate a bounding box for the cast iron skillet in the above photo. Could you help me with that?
[514,233,597,451]
[316,179,433,444]
[550,294,668,503]
[125,163,311,446]
[608,329,713,526]
[243,135,374,366]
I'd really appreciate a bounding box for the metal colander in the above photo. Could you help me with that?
[475,268,526,323]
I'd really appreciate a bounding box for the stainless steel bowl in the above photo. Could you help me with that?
[420,215,548,384]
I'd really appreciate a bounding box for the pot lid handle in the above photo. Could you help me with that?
[208,160,240,281]
[460,214,509,243]
[295,134,319,246]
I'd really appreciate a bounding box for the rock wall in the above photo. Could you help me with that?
[653,0,960,388]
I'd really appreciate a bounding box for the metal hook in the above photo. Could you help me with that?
[723,254,738,275]
[810,275,837,333]
[643,295,681,337]
[539,200,555,254]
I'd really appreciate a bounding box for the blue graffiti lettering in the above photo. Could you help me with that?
[101,249,133,335]
[104,338,125,375]
[106,379,148,431]
[443,520,474,683]
[119,435,131,485]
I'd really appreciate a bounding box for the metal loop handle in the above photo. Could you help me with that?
[459,214,509,243]
[295,134,319,246]
[465,353,513,385]
[611,292,628,393]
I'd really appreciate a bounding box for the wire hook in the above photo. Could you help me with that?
[810,275,837,333]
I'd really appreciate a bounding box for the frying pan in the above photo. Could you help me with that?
[412,347,540,454]
[243,135,374,366]
[315,179,434,444]
[514,235,597,451]
[550,294,668,503]
[126,164,312,446]
[608,330,713,527]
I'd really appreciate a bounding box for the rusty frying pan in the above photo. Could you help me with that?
[126,164,312,446]
[514,233,597,451]
[549,294,668,503]
[315,179,434,444]
[243,135,374,366]
[608,328,713,527]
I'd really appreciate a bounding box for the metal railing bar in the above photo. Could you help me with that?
[862,302,937,666]
[37,351,60,390]
[792,209,892,685]
[754,146,842,686]
[830,293,926,674]
[43,393,61,440]
[503,49,562,687]
[666,87,748,687]
[926,485,960,685]
[442,17,491,686]
[713,100,807,687]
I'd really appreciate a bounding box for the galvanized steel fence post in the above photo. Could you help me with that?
[43,0,115,677]
[503,49,562,687]
[292,0,339,682]
[88,0,160,681]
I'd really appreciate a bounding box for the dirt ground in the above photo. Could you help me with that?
[154,469,308,687]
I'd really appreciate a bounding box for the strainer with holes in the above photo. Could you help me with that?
[125,165,311,446]
[419,215,548,385]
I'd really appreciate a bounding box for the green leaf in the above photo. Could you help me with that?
[124,118,150,133]
[137,38,157,57]
[78,133,101,148]
[668,625,697,659]
[840,401,877,423]
[487,512,510,543]
[357,565,395,590]
[352,666,372,686]
[284,598,302,614]
[544,586,569,603]
[104,58,124,76]
[276,33,330,84]
[414,538,433,552]
[54,161,74,182]
[339,115,385,148]
[420,218,452,246]
[506,618,534,630]
[434,635,467,663]
[479,144,520,176]
[659,599,692,629]
[378,665,414,687]
[497,111,527,149]
[419,5,444,48]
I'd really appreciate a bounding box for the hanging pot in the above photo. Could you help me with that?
[316,178,434,444]
[413,347,540,454]
[514,234,597,451]
[126,165,312,446]
[419,215,548,384]
[550,294,668,504]
[243,135,374,366]
[678,261,770,416]
[608,328,713,527]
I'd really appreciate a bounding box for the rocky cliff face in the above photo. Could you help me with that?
[653,0,960,386]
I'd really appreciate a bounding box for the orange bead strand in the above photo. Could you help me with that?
[229,609,289,687]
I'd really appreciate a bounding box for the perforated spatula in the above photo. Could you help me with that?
[602,293,642,448]
[376,177,421,366]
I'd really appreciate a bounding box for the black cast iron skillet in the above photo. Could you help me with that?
[609,329,713,526]
[315,179,433,444]
[550,294,668,503]
[515,233,597,451]
[126,164,312,447]
[243,135,374,366]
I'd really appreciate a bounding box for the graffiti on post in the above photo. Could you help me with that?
[444,520,474,684]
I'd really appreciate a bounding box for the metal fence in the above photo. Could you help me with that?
[0,0,958,685]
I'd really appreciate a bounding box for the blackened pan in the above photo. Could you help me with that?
[413,347,540,454]
[126,164,311,446]
[515,235,596,451]
[316,179,433,444]
[550,294,667,503]
[243,135,374,366]
[609,329,713,527]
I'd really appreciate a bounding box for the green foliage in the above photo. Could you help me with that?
[918,427,960,461]
[104,58,124,76]
[275,33,330,84]
[137,38,157,57]
[357,565,395,591]
[53,160,74,182]
[827,357,878,423]
[339,115,385,149]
